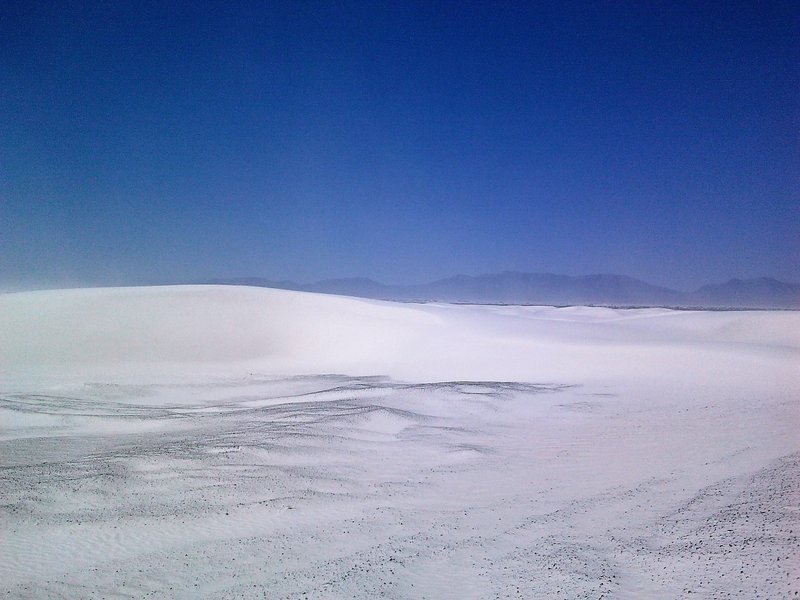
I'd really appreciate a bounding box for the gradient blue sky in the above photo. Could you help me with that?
[2,1,798,290]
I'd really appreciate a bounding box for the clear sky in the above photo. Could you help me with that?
[2,1,798,291]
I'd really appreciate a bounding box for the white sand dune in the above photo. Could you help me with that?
[1,285,798,598]
[1,285,796,384]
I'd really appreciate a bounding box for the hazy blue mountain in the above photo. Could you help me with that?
[304,278,398,298]
[409,272,683,305]
[200,273,799,309]
[689,277,800,308]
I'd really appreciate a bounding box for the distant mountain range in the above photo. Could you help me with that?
[199,273,800,309]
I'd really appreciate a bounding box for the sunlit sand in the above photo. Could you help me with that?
[2,286,798,597]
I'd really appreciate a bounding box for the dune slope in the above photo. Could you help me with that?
[1,284,797,383]
[1,285,798,598]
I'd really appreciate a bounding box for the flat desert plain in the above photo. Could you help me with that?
[1,285,798,598]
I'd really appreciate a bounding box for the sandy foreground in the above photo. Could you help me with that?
[1,285,798,598]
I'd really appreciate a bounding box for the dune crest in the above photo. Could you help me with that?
[1,285,797,386]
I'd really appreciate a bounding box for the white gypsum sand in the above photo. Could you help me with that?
[0,285,798,598]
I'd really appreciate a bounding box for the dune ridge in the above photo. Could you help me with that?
[1,285,797,386]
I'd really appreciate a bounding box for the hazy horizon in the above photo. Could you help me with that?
[3,269,799,301]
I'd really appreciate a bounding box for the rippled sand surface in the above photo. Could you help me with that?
[1,286,798,598]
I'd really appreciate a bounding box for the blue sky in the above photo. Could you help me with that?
[2,1,797,290]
